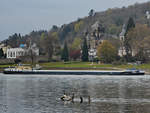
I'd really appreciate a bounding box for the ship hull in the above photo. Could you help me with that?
[3,70,145,75]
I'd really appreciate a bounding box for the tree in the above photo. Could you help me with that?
[59,25,72,41]
[81,38,88,61]
[61,42,69,62]
[40,33,48,54]
[69,37,82,61]
[28,48,36,66]
[89,9,95,17]
[40,32,60,61]
[6,33,22,48]
[125,17,135,33]
[0,48,4,58]
[126,24,150,62]
[71,37,82,50]
[74,21,84,33]
[141,36,150,62]
[14,59,21,64]
[107,38,121,50]
[51,25,58,32]
[124,17,135,60]
[108,24,121,35]
[97,40,117,63]
[69,49,81,61]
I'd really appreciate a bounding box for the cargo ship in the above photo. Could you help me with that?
[3,66,145,75]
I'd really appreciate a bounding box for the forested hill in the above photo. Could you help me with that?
[2,1,150,47]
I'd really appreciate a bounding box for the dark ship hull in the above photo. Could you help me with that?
[3,69,145,75]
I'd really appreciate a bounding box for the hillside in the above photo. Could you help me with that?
[2,1,150,47]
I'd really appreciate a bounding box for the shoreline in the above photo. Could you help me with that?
[0,62,150,75]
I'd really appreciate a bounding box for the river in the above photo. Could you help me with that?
[0,74,150,113]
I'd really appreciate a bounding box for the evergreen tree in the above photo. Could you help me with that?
[81,38,88,61]
[61,42,69,62]
[125,17,135,33]
[124,17,135,61]
[0,48,4,58]
[89,9,95,17]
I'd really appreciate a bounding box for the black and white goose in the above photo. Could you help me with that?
[61,93,74,101]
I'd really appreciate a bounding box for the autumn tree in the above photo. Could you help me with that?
[69,50,81,61]
[70,37,82,50]
[126,24,150,62]
[74,21,84,33]
[40,33,48,55]
[140,36,150,62]
[69,37,82,60]
[40,31,60,61]
[108,24,121,35]
[81,38,88,61]
[97,40,117,63]
[107,38,121,50]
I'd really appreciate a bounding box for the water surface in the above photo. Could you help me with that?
[0,74,150,113]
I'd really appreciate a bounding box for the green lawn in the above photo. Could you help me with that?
[0,64,16,68]
[39,62,150,71]
[40,62,112,68]
[116,64,150,69]
[1,62,150,71]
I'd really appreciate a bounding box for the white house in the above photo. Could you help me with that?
[6,43,39,59]
[118,24,127,57]
[88,48,97,61]
[7,48,25,59]
[146,11,150,19]
[119,24,126,41]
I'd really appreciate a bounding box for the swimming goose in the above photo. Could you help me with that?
[61,93,74,101]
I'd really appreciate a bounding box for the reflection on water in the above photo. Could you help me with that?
[0,74,150,113]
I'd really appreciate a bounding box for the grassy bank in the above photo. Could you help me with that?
[39,62,150,74]
[0,64,16,72]
[40,62,113,69]
[40,62,150,71]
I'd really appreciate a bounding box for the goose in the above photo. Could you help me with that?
[80,96,83,103]
[61,93,74,101]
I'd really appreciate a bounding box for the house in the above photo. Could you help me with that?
[7,48,25,59]
[118,24,137,57]
[6,43,39,59]
[119,24,126,41]
[0,43,11,55]
[146,11,150,19]
[27,43,39,56]
[86,21,104,49]
[118,24,127,57]
[88,48,97,61]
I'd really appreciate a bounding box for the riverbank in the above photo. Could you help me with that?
[40,62,150,74]
[0,62,150,74]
